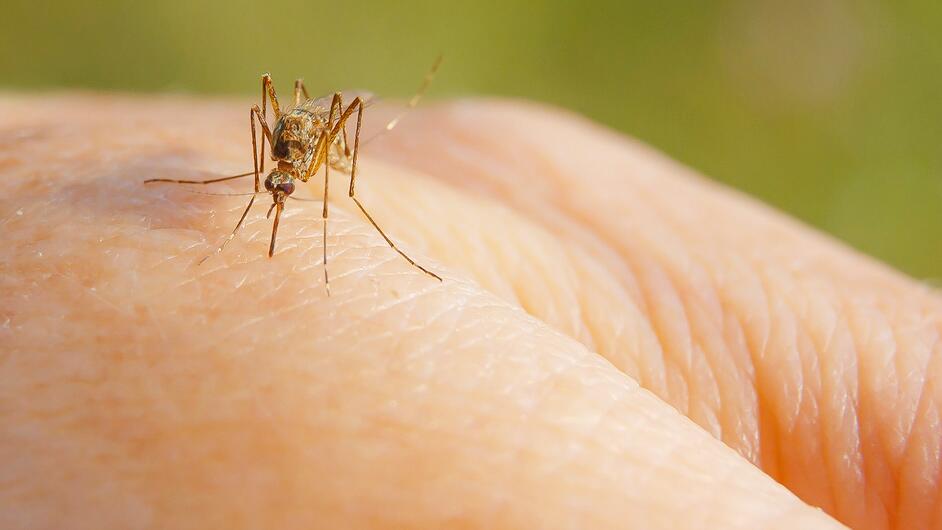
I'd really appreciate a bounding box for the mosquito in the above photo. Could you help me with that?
[145,58,443,293]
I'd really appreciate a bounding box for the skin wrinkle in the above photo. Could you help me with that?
[721,311,757,456]
[771,267,834,512]
[899,363,942,528]
[753,266,805,433]
[570,258,606,363]
[573,245,668,393]
[905,335,938,472]
[844,284,920,519]
[500,222,594,350]
[718,256,764,447]
[465,216,521,304]
[813,295,864,524]
[633,257,694,416]
[891,314,935,458]
[932,397,942,530]
[910,390,942,529]
[684,276,741,439]
[848,298,900,525]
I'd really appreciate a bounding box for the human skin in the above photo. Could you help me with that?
[0,94,938,529]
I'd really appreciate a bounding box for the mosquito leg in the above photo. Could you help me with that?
[146,102,270,189]
[144,171,255,186]
[243,104,274,192]
[198,195,258,266]
[249,105,263,192]
[261,73,281,120]
[320,92,343,294]
[293,79,310,107]
[342,98,442,282]
[331,91,351,156]
[261,73,283,173]
[251,105,274,148]
[325,93,343,218]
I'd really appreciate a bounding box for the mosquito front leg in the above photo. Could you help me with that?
[293,79,310,107]
[261,73,281,120]
[198,195,258,266]
[251,105,274,145]
[249,106,265,192]
[338,97,443,282]
[260,73,283,171]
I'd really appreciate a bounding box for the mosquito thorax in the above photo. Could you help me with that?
[271,110,316,161]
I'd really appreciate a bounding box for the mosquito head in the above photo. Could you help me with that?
[264,170,295,204]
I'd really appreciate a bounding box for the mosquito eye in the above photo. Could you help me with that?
[264,178,274,191]
[276,182,295,195]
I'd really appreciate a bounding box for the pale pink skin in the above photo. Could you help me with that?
[1,94,939,529]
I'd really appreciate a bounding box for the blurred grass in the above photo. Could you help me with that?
[1,0,939,279]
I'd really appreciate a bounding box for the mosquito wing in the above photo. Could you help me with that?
[300,91,378,116]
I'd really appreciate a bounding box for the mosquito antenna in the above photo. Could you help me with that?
[363,55,442,145]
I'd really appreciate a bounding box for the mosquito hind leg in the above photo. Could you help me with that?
[340,97,442,282]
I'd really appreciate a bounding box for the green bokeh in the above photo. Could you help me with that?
[2,0,939,279]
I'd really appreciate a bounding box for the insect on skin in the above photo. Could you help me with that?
[145,58,444,294]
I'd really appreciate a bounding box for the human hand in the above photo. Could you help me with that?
[2,95,937,529]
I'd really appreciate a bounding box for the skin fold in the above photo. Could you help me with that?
[0,94,937,528]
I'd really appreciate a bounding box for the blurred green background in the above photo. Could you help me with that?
[2,1,940,279]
